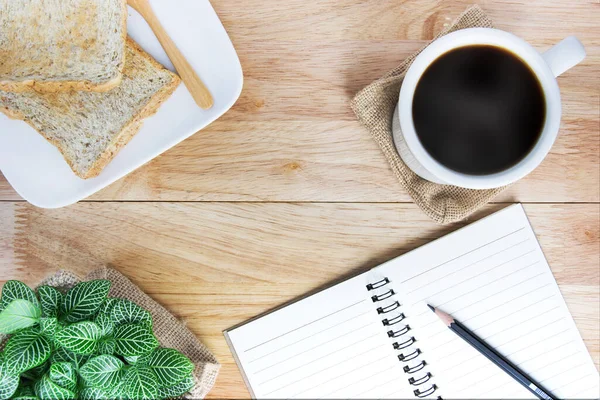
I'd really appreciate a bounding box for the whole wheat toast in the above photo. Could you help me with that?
[0,38,181,179]
[0,0,127,93]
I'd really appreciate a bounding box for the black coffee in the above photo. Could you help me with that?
[412,45,546,175]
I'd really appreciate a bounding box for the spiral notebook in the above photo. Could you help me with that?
[224,205,599,399]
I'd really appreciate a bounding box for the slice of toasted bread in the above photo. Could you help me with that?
[0,0,127,93]
[0,38,181,179]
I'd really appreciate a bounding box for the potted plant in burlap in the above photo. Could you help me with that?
[0,267,219,399]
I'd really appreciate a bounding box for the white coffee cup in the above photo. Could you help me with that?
[392,28,586,189]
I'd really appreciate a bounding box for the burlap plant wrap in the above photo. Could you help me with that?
[351,5,506,224]
[0,268,219,399]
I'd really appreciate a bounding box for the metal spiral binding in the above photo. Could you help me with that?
[366,277,439,399]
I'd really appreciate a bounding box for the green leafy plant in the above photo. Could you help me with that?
[0,280,195,399]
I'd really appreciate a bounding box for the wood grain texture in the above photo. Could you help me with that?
[1,202,598,398]
[0,0,598,201]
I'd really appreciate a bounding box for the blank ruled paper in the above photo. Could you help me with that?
[225,205,599,399]
[225,273,413,399]
[379,204,600,399]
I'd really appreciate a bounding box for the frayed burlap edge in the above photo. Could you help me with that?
[1,268,219,399]
[351,5,507,224]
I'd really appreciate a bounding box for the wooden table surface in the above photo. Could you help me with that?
[1,1,598,398]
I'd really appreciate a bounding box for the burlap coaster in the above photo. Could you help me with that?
[351,5,506,224]
[1,268,219,399]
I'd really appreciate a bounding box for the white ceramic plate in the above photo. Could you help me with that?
[0,0,243,208]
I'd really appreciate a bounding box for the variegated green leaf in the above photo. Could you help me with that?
[12,394,39,400]
[123,366,159,400]
[4,328,51,374]
[1,281,39,311]
[80,355,125,389]
[49,362,77,391]
[97,338,116,355]
[10,383,37,400]
[80,387,112,400]
[126,351,153,366]
[94,312,114,337]
[108,381,128,400]
[40,317,58,336]
[146,348,194,387]
[35,374,76,400]
[0,299,41,334]
[114,324,159,357]
[124,355,139,364]
[0,360,19,399]
[111,299,153,329]
[37,286,63,318]
[60,280,110,323]
[55,322,101,355]
[157,373,195,398]
[22,358,50,380]
[97,298,117,316]
[51,347,90,370]
[85,381,127,400]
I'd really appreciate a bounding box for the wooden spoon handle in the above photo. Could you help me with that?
[135,2,214,109]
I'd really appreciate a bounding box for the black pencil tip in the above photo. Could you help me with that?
[427,304,435,312]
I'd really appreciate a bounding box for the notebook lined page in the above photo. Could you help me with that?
[379,204,600,399]
[226,205,598,399]
[225,273,414,399]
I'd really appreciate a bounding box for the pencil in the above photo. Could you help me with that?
[427,304,555,400]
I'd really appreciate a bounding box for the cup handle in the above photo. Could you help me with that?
[541,36,586,77]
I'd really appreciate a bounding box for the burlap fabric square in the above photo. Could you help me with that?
[1,268,219,399]
[351,5,506,224]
